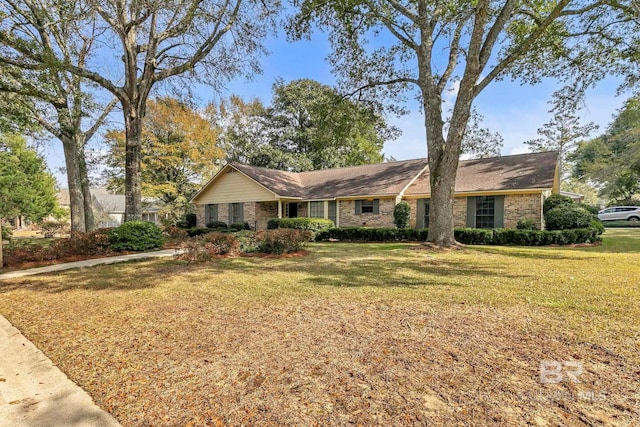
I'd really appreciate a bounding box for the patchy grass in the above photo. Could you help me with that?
[0,230,639,425]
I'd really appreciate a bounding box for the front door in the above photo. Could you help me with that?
[288,203,298,218]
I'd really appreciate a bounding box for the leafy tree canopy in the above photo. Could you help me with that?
[0,133,58,221]
[103,97,223,224]
[571,95,640,202]
[215,79,398,171]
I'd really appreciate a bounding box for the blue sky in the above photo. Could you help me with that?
[45,27,626,186]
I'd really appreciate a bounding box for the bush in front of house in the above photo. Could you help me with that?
[256,228,313,254]
[516,219,538,230]
[176,213,197,229]
[315,227,429,242]
[205,221,228,229]
[316,226,602,245]
[108,221,164,251]
[279,217,334,232]
[393,201,411,229]
[545,204,594,231]
[267,218,280,229]
[177,232,240,262]
[543,194,574,215]
[230,222,251,231]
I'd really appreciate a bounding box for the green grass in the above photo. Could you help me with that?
[602,220,640,228]
[0,228,638,425]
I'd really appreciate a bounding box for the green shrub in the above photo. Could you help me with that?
[108,221,164,251]
[315,226,601,246]
[267,218,280,229]
[543,194,574,215]
[206,221,228,229]
[277,217,334,234]
[230,222,250,231]
[235,231,259,253]
[315,227,429,242]
[454,228,494,245]
[176,213,197,229]
[545,205,593,231]
[256,229,313,254]
[1,226,12,241]
[393,201,411,229]
[516,219,538,230]
[590,219,605,234]
[581,204,600,215]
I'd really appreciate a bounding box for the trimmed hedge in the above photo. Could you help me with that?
[206,221,228,229]
[108,221,165,251]
[269,217,334,233]
[516,219,538,230]
[315,226,603,246]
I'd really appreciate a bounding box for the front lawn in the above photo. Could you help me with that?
[0,229,638,425]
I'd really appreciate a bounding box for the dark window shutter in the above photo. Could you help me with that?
[416,199,425,229]
[228,203,233,225]
[355,200,362,215]
[494,196,504,228]
[205,205,210,224]
[212,204,218,222]
[239,203,244,223]
[466,197,476,228]
[373,199,380,214]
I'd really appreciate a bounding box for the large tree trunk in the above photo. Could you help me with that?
[61,135,86,233]
[123,105,143,221]
[1,223,4,269]
[75,135,95,231]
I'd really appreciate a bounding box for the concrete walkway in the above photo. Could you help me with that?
[0,249,177,281]
[0,316,121,426]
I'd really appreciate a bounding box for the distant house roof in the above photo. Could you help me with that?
[405,151,559,195]
[56,188,161,213]
[194,151,559,202]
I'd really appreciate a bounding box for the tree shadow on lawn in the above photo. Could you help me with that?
[205,251,530,289]
[465,246,599,260]
[0,259,181,294]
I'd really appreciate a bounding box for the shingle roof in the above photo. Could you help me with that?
[405,151,558,195]
[227,151,558,200]
[231,159,428,199]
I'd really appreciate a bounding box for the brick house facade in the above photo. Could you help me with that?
[192,152,559,231]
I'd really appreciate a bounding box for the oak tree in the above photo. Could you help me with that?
[290,0,616,245]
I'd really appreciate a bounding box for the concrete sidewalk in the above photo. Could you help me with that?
[0,249,177,281]
[0,316,121,426]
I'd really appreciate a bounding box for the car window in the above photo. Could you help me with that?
[604,208,615,213]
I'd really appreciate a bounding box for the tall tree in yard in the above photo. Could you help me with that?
[45,0,277,221]
[103,97,223,224]
[0,134,58,267]
[0,0,117,232]
[525,85,597,185]
[216,79,397,171]
[290,0,619,246]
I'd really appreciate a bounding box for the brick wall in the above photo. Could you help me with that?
[338,198,396,228]
[256,202,278,230]
[453,197,468,228]
[504,193,543,229]
[195,204,206,227]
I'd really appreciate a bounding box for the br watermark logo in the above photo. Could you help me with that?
[539,360,584,384]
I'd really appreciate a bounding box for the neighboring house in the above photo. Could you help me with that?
[57,188,163,227]
[191,152,560,231]
[560,191,585,204]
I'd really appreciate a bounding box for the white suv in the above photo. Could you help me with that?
[597,206,640,222]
